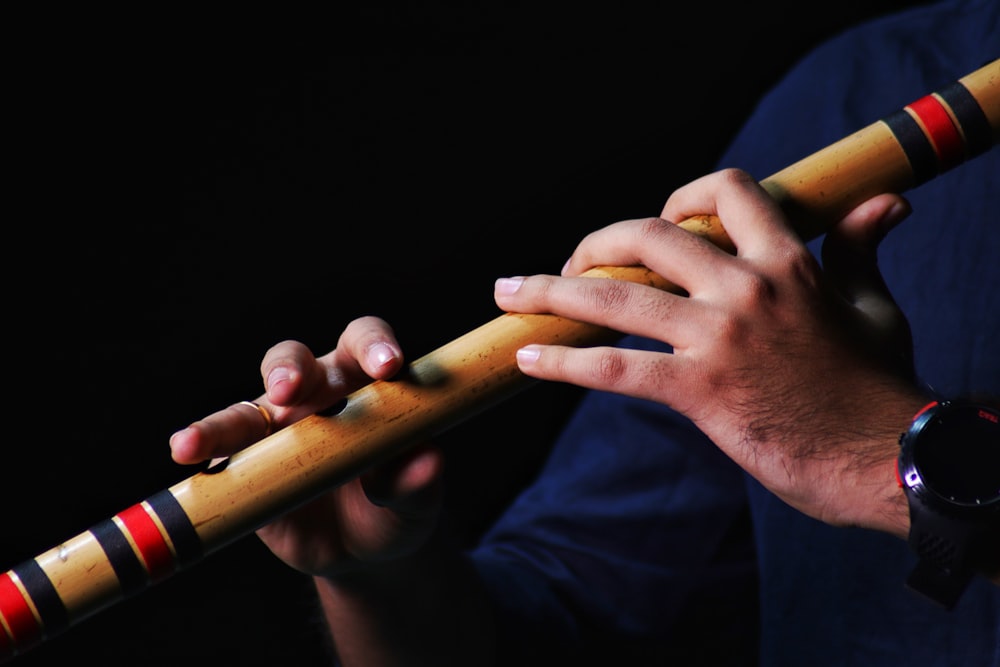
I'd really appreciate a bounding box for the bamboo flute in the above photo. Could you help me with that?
[2,59,998,662]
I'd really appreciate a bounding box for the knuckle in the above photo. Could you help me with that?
[512,274,555,306]
[593,348,630,385]
[717,167,756,187]
[713,311,746,347]
[634,216,670,238]
[783,248,822,287]
[738,272,777,307]
[583,278,633,316]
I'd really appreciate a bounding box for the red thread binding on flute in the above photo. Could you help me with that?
[0,572,41,656]
[117,504,176,583]
[906,95,964,171]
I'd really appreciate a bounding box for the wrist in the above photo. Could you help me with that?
[821,388,929,537]
[315,541,436,597]
[315,519,461,595]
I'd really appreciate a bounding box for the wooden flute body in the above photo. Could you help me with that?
[1,59,998,662]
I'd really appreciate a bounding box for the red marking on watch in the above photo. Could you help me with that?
[906,95,964,171]
[0,572,40,655]
[116,504,175,583]
[912,401,939,420]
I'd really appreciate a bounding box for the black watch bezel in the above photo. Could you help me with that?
[896,399,1000,609]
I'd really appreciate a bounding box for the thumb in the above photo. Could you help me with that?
[360,443,446,514]
[821,193,910,318]
[822,193,915,377]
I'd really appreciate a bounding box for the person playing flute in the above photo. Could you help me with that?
[102,0,1000,664]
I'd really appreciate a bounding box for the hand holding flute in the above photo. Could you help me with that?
[169,320,449,581]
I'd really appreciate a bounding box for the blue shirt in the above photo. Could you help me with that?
[470,1,1000,665]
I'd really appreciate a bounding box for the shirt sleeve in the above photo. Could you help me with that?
[469,336,759,665]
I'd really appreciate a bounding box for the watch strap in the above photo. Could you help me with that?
[904,498,977,609]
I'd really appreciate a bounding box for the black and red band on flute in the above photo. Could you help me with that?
[883,79,993,183]
[0,490,201,659]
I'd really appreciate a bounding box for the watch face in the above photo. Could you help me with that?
[912,404,1000,507]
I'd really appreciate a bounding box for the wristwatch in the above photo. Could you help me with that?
[896,399,1000,609]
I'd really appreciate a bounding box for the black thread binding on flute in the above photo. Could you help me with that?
[91,518,149,597]
[11,561,68,638]
[936,80,992,158]
[146,489,204,569]
[883,108,939,185]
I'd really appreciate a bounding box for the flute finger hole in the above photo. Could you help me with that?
[317,398,348,417]
[204,457,230,474]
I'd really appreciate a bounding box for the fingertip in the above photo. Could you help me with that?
[494,276,524,297]
[846,194,911,243]
[402,445,446,489]
[879,197,912,235]
[494,277,525,314]
[826,195,906,261]
[516,346,541,368]
[365,341,402,378]
[265,365,298,404]
[168,426,201,465]
[362,443,446,506]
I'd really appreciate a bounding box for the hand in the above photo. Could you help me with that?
[169,316,445,578]
[493,168,928,535]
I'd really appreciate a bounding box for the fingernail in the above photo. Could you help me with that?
[516,346,541,366]
[880,201,910,233]
[367,342,397,369]
[266,366,292,391]
[168,429,184,448]
[168,428,192,461]
[494,277,524,296]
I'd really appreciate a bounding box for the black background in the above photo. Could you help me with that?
[3,4,928,664]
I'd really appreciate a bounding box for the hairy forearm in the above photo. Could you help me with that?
[315,531,496,666]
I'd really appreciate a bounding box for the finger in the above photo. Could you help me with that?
[170,340,313,464]
[822,194,915,376]
[359,443,445,512]
[316,316,405,390]
[821,193,910,310]
[169,398,273,464]
[560,217,670,277]
[559,217,738,303]
[263,317,403,416]
[260,339,324,409]
[494,271,712,351]
[514,343,686,408]
[171,318,406,466]
[660,168,797,259]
